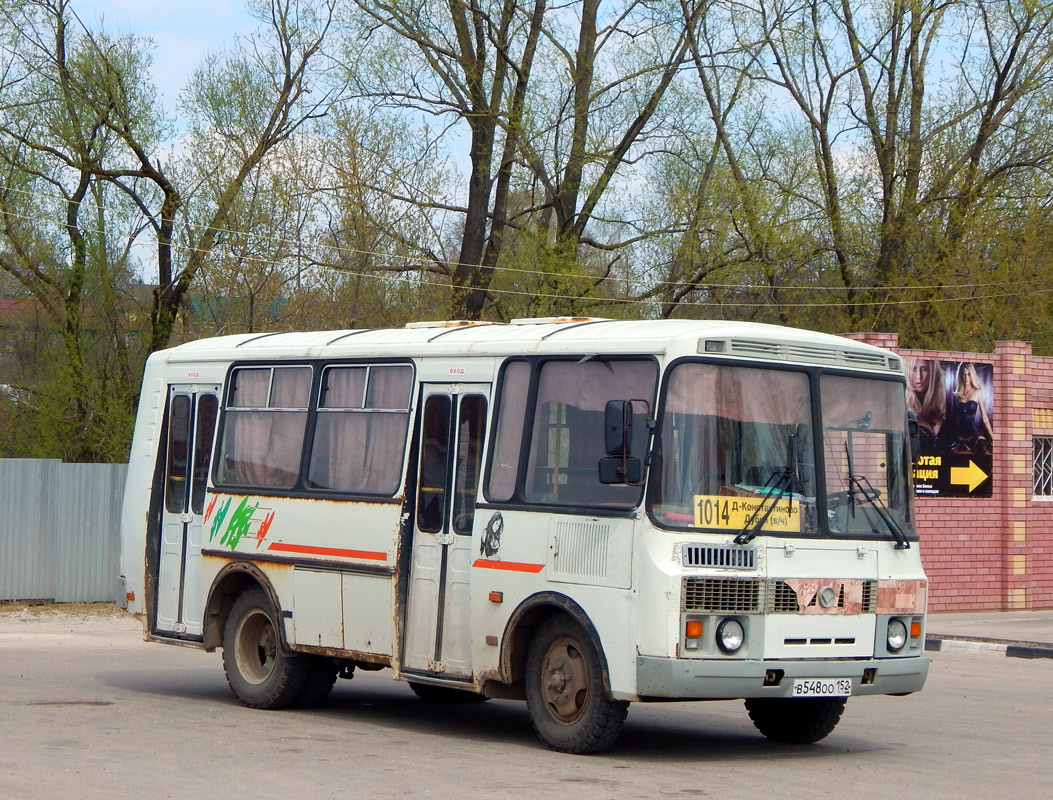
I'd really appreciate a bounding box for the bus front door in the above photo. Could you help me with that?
[155,385,219,638]
[402,385,489,679]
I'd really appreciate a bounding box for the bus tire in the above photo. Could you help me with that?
[744,696,847,743]
[292,657,339,708]
[408,681,488,704]
[222,587,309,709]
[524,615,628,754]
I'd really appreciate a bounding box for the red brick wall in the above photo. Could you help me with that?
[845,333,1053,611]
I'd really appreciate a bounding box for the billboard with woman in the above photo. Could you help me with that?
[905,358,993,497]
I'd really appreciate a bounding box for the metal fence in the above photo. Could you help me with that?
[0,459,127,603]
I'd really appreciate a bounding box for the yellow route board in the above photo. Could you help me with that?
[693,494,801,532]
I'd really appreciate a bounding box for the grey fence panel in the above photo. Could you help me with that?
[0,459,127,603]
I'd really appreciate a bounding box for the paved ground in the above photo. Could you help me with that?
[926,609,1053,656]
[2,605,1053,799]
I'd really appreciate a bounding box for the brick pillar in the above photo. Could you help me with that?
[995,340,1033,609]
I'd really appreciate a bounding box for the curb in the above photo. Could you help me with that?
[925,635,1053,659]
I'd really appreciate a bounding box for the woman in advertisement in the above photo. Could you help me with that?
[952,362,993,454]
[906,358,947,453]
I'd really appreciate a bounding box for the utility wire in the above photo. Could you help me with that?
[2,183,1050,307]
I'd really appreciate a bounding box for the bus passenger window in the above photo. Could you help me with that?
[215,366,311,489]
[306,364,413,495]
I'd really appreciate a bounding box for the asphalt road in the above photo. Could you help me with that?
[1,610,1048,800]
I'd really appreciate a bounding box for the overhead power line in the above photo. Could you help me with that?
[2,182,1050,310]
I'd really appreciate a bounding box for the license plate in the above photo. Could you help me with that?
[792,678,852,697]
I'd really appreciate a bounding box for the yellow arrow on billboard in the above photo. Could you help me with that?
[950,460,989,493]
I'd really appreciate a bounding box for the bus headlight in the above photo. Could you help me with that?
[716,618,744,654]
[887,618,908,652]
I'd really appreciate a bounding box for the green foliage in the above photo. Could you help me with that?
[8,0,1053,464]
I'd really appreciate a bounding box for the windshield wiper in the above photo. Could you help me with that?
[849,474,910,549]
[735,467,794,545]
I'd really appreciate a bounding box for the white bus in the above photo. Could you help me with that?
[118,317,928,753]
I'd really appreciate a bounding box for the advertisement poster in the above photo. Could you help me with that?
[905,359,993,497]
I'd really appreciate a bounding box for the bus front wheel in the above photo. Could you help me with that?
[524,615,628,754]
[744,696,847,743]
[222,587,309,709]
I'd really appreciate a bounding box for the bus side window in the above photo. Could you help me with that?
[215,366,311,489]
[524,359,656,508]
[307,364,413,495]
[486,361,531,502]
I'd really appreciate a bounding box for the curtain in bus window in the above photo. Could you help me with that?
[361,366,413,491]
[524,359,656,508]
[222,369,272,487]
[306,365,411,495]
[487,361,530,502]
[219,367,309,489]
[366,364,413,408]
[229,367,269,407]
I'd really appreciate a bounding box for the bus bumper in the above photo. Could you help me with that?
[634,654,929,700]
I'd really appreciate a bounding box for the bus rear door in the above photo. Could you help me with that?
[155,384,219,638]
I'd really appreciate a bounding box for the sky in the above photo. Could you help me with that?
[73,1,258,110]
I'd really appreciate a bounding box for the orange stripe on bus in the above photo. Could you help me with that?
[267,542,388,562]
[472,559,545,573]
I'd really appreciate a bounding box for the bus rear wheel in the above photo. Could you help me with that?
[524,616,628,754]
[744,696,847,743]
[292,657,339,708]
[222,587,309,709]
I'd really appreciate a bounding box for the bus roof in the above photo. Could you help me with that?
[153,318,900,373]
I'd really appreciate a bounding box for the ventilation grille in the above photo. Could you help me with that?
[727,339,891,370]
[766,580,801,612]
[843,351,889,368]
[683,578,761,612]
[682,545,756,570]
[683,578,877,613]
[551,519,609,580]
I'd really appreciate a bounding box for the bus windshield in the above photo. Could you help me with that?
[650,362,911,541]
[820,373,911,541]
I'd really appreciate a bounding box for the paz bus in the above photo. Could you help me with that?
[117,317,928,753]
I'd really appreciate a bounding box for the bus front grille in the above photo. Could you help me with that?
[682,578,761,612]
[682,578,878,613]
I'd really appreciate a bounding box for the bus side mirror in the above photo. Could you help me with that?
[599,400,644,485]
[605,400,632,456]
[599,456,642,484]
[907,411,921,463]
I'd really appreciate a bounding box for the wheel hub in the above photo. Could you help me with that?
[540,637,589,723]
